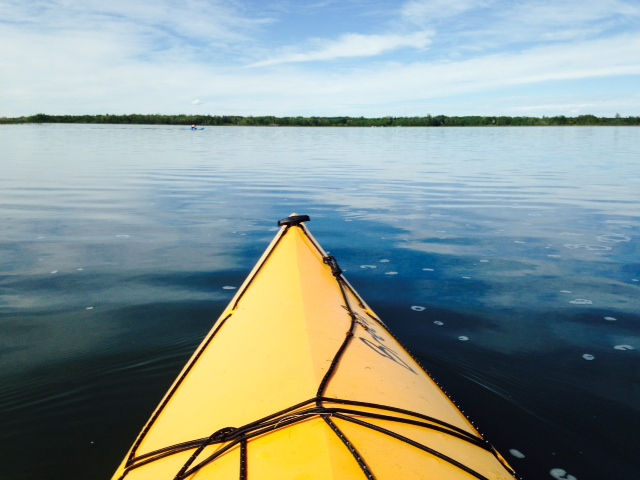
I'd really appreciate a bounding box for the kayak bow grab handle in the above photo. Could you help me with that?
[277,214,310,227]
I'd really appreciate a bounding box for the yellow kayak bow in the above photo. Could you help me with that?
[113,215,517,480]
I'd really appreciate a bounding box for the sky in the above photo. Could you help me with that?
[1,0,639,117]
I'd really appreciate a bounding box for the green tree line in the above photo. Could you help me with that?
[1,113,639,126]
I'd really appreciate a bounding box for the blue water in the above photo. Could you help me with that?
[1,124,639,479]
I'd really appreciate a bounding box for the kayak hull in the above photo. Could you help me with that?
[113,216,517,479]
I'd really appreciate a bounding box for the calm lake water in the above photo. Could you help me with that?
[1,124,639,479]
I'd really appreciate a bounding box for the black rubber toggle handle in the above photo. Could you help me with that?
[277,214,311,227]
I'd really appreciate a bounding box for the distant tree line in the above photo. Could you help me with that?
[1,113,639,126]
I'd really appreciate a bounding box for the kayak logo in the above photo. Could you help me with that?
[359,337,417,375]
[342,306,417,375]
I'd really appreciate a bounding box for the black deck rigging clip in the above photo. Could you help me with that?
[323,256,343,277]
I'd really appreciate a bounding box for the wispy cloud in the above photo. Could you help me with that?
[495,0,640,45]
[248,31,433,67]
[507,0,640,26]
[0,0,638,116]
[401,0,490,22]
[0,0,272,62]
[200,32,640,116]
[401,0,640,54]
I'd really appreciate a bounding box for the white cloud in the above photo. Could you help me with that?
[1,0,639,116]
[204,33,640,116]
[507,0,640,26]
[368,34,640,101]
[249,31,433,67]
[2,24,639,116]
[0,0,272,62]
[401,0,491,22]
[401,0,640,54]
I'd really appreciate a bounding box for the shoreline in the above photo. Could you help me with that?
[2,113,639,127]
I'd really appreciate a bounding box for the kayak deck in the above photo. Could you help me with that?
[113,215,517,479]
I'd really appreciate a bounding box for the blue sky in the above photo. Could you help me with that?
[1,0,639,117]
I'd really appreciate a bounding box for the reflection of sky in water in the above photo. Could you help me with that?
[2,124,638,368]
[1,124,639,479]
